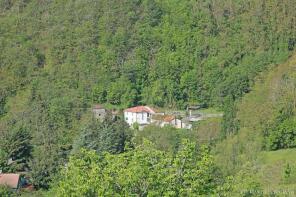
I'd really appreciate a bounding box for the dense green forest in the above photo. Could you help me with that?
[0,0,296,196]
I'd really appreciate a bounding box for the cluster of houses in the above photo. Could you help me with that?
[123,106,192,129]
[93,105,193,130]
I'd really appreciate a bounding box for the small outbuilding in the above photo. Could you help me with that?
[92,104,107,120]
[0,173,33,191]
[151,114,192,129]
[0,173,21,190]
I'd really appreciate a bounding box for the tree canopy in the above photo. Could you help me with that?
[0,0,296,193]
[52,140,219,196]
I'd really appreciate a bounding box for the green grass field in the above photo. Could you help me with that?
[258,149,296,193]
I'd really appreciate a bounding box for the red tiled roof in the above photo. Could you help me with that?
[124,106,157,113]
[0,174,20,189]
[163,115,176,122]
[93,104,104,109]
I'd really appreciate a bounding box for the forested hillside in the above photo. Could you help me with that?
[216,54,296,193]
[0,0,296,196]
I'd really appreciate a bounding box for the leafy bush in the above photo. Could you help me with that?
[267,119,296,150]
[52,140,219,196]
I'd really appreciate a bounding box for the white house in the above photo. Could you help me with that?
[124,106,159,126]
[124,106,192,130]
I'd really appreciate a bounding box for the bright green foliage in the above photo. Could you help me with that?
[106,77,137,107]
[267,119,296,150]
[92,84,107,104]
[53,140,219,196]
